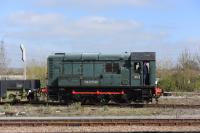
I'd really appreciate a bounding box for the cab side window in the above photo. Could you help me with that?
[134,62,141,73]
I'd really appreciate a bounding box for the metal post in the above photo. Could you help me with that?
[24,59,26,80]
[20,44,26,80]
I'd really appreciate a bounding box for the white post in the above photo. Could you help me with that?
[20,44,26,80]
[24,59,26,80]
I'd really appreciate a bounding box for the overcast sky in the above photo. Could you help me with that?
[0,0,200,67]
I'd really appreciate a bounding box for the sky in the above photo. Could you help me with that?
[0,0,200,67]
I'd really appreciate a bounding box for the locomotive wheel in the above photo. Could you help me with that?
[60,95,73,105]
[112,95,132,105]
[80,96,94,105]
[8,94,16,100]
[64,99,72,105]
[80,97,88,104]
[90,96,101,105]
[80,96,110,105]
[96,95,110,105]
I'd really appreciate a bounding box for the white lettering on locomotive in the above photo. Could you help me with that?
[84,80,99,84]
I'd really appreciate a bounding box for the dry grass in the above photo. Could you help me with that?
[0,97,200,117]
[159,96,200,105]
[0,104,199,117]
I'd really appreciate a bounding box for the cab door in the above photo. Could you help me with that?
[130,61,143,86]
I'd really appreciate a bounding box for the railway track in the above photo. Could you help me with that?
[131,103,200,109]
[0,118,200,127]
[1,101,200,109]
[81,103,200,109]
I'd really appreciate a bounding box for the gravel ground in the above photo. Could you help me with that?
[0,126,199,132]
[2,105,200,118]
[159,96,200,105]
[0,96,200,117]
[0,97,199,132]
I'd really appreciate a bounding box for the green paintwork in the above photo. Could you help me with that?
[150,61,156,85]
[47,52,156,88]
[83,62,93,77]
[102,74,121,86]
[121,67,129,85]
[131,61,142,86]
[58,77,80,86]
[99,54,124,60]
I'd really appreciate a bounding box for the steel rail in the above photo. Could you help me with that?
[0,119,200,126]
[82,103,200,109]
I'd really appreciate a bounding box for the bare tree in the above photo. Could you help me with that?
[0,40,8,75]
[26,59,47,87]
[194,53,200,69]
[157,58,174,70]
[178,49,199,70]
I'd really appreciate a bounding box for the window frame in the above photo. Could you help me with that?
[105,62,120,74]
[133,62,141,73]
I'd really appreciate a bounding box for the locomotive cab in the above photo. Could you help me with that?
[130,52,155,87]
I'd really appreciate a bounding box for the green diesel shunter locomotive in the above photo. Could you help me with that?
[47,52,158,104]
